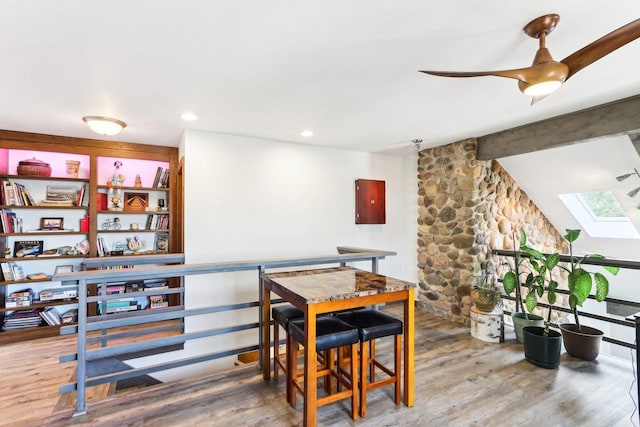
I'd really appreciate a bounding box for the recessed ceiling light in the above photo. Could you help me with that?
[181,112,198,121]
[300,130,313,137]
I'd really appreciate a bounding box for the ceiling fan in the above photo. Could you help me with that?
[419,14,640,101]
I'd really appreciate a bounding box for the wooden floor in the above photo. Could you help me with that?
[1,305,637,427]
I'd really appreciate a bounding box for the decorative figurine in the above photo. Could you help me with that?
[134,174,142,187]
[108,161,125,210]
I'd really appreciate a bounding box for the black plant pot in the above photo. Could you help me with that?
[522,326,562,369]
[559,323,603,361]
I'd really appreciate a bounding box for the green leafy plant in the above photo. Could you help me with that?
[522,248,559,335]
[502,229,543,317]
[561,229,619,331]
[521,228,619,334]
[471,271,502,312]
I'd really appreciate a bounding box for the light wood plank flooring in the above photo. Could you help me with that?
[1,305,637,427]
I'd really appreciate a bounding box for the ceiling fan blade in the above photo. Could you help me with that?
[419,68,532,81]
[561,18,640,79]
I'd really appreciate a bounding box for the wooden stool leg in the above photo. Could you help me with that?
[273,322,280,380]
[370,339,376,382]
[290,340,299,408]
[350,342,359,421]
[360,340,368,418]
[394,333,401,404]
[326,349,335,393]
[286,332,293,403]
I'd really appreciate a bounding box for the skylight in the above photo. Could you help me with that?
[559,191,639,239]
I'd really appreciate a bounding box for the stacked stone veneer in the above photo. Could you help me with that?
[416,138,566,324]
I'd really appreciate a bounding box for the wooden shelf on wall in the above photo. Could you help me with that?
[0,129,182,345]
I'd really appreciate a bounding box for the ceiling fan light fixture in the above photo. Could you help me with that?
[522,80,563,96]
[82,116,126,136]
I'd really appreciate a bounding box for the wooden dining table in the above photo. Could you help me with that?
[260,266,415,427]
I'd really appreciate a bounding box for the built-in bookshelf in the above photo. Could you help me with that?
[0,130,181,344]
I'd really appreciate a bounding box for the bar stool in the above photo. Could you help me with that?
[337,309,403,417]
[272,304,304,380]
[288,316,360,420]
[272,304,304,402]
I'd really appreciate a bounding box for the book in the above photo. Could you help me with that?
[9,288,33,298]
[0,263,12,281]
[76,185,86,207]
[40,308,61,326]
[149,294,168,309]
[61,308,78,324]
[10,263,25,280]
[3,181,18,206]
[96,192,108,210]
[152,166,162,188]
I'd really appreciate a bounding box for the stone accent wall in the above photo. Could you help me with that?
[416,138,565,324]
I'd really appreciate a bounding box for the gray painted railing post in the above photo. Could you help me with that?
[258,265,265,369]
[74,278,88,417]
[371,257,378,273]
[628,312,640,422]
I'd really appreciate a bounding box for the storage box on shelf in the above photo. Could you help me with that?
[0,130,180,344]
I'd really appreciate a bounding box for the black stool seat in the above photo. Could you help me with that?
[272,304,304,328]
[289,317,359,352]
[337,309,403,341]
[336,308,403,417]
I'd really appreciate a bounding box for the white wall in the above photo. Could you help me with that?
[142,130,416,380]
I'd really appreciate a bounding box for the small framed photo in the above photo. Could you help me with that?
[54,265,73,275]
[40,217,64,230]
[124,192,149,212]
[14,240,44,257]
[154,232,169,253]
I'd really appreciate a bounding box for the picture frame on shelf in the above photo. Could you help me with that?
[124,192,149,212]
[13,240,44,257]
[75,239,90,255]
[154,232,169,253]
[43,185,77,206]
[54,265,73,275]
[40,217,64,230]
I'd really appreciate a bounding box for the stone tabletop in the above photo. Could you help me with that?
[264,266,415,303]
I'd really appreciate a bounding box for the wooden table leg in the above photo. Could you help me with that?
[261,278,271,381]
[403,288,415,407]
[303,307,317,427]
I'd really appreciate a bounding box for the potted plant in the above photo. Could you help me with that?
[501,229,544,343]
[556,229,619,361]
[520,247,563,369]
[471,271,501,313]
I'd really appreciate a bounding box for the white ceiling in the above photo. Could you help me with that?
[2,1,640,153]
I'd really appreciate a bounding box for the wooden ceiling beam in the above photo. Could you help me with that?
[477,94,640,160]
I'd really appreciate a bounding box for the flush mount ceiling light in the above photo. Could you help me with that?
[82,116,126,136]
[300,130,313,137]
[181,112,198,121]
